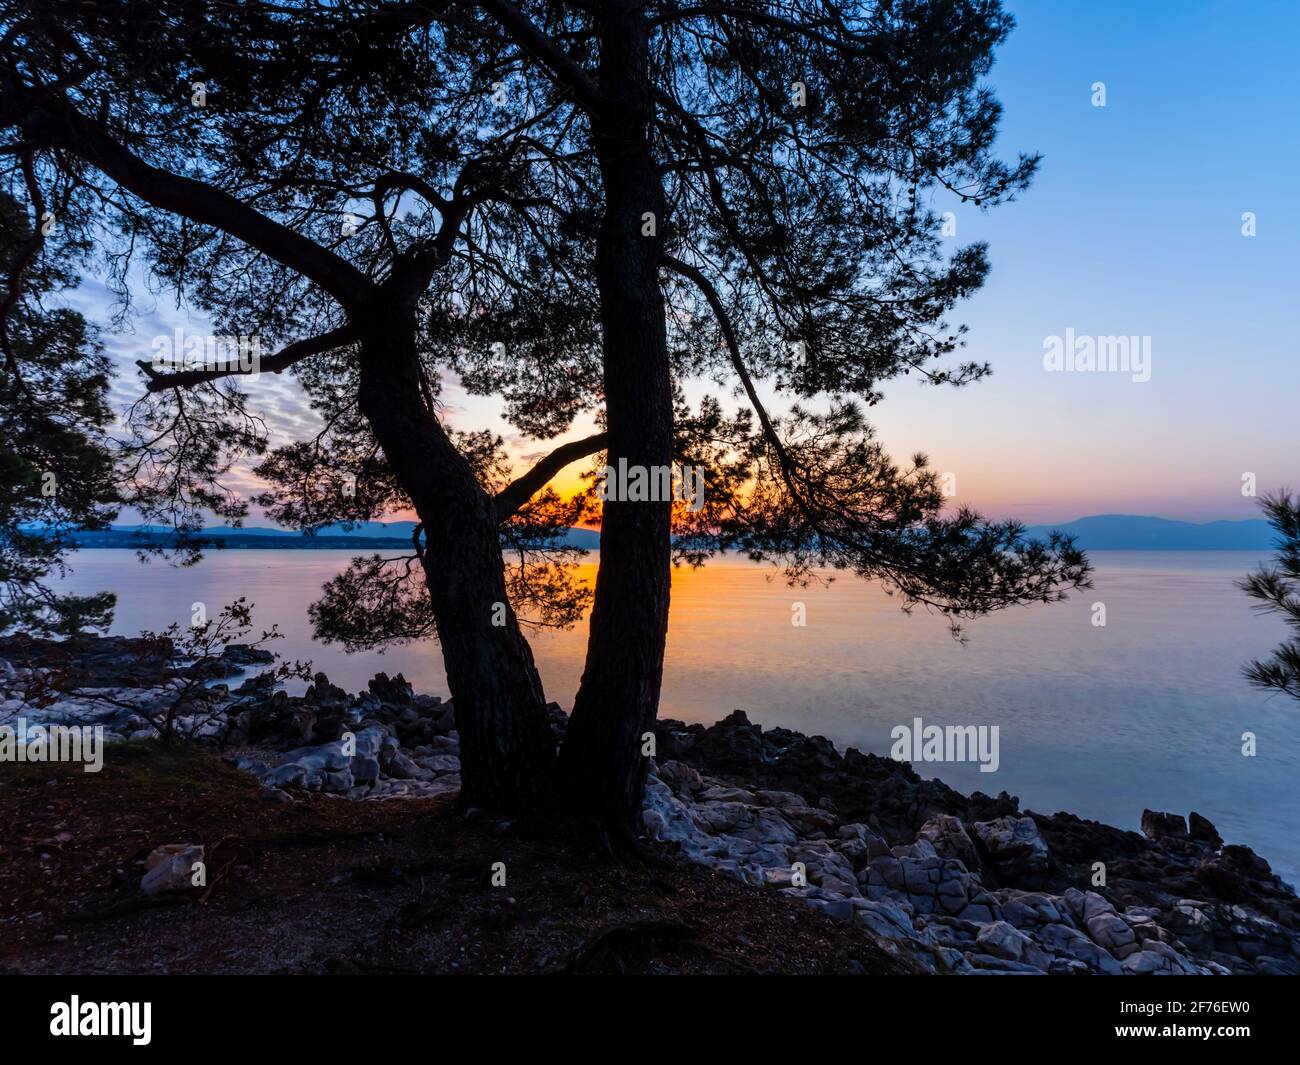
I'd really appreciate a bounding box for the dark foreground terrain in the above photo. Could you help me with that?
[0,741,915,975]
[2,632,1298,975]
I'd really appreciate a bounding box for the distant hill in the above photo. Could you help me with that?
[62,516,1273,552]
[108,520,424,539]
[69,523,603,550]
[1021,514,1276,550]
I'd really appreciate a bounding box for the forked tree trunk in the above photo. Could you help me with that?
[558,2,674,830]
[356,303,557,808]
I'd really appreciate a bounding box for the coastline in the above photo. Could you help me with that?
[2,632,1297,975]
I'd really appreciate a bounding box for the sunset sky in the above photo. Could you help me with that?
[79,0,1299,528]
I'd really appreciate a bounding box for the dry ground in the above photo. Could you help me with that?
[0,743,919,975]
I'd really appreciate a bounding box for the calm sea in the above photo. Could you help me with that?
[50,548,1299,883]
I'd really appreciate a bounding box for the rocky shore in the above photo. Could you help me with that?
[2,632,1297,975]
[644,711,1300,975]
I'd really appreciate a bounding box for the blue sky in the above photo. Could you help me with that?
[860,0,1300,522]
[78,0,1300,526]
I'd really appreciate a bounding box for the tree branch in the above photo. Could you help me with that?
[136,323,358,393]
[23,90,375,311]
[494,431,607,521]
[659,254,801,497]
[475,0,609,115]
[372,171,451,212]
[0,149,46,387]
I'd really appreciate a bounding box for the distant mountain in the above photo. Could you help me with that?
[68,523,602,550]
[1022,514,1276,550]
[106,520,426,538]
[559,527,601,549]
[60,516,1273,552]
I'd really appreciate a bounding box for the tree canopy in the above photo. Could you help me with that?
[1241,493,1300,701]
[0,191,117,635]
[1,0,1091,817]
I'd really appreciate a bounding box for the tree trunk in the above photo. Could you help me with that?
[356,302,556,809]
[558,2,674,830]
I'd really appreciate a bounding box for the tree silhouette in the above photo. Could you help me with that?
[0,191,118,635]
[1241,493,1300,701]
[482,0,1091,826]
[1,0,599,805]
[1,0,1089,823]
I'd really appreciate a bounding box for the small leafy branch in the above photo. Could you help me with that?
[93,598,311,742]
[1240,492,1300,701]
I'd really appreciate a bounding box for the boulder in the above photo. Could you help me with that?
[1194,845,1277,902]
[221,644,275,666]
[1121,941,1200,975]
[689,801,798,845]
[916,815,982,872]
[268,763,307,789]
[322,768,354,793]
[996,890,1066,930]
[414,754,460,776]
[276,743,349,773]
[698,785,758,804]
[141,844,204,895]
[965,953,1045,974]
[971,816,1052,881]
[975,921,1048,971]
[1035,923,1123,974]
[303,673,349,711]
[367,672,415,706]
[865,853,1001,921]
[852,899,920,942]
[350,753,380,784]
[384,750,435,781]
[834,823,889,870]
[1084,910,1139,959]
[1188,811,1223,848]
[1140,809,1188,841]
